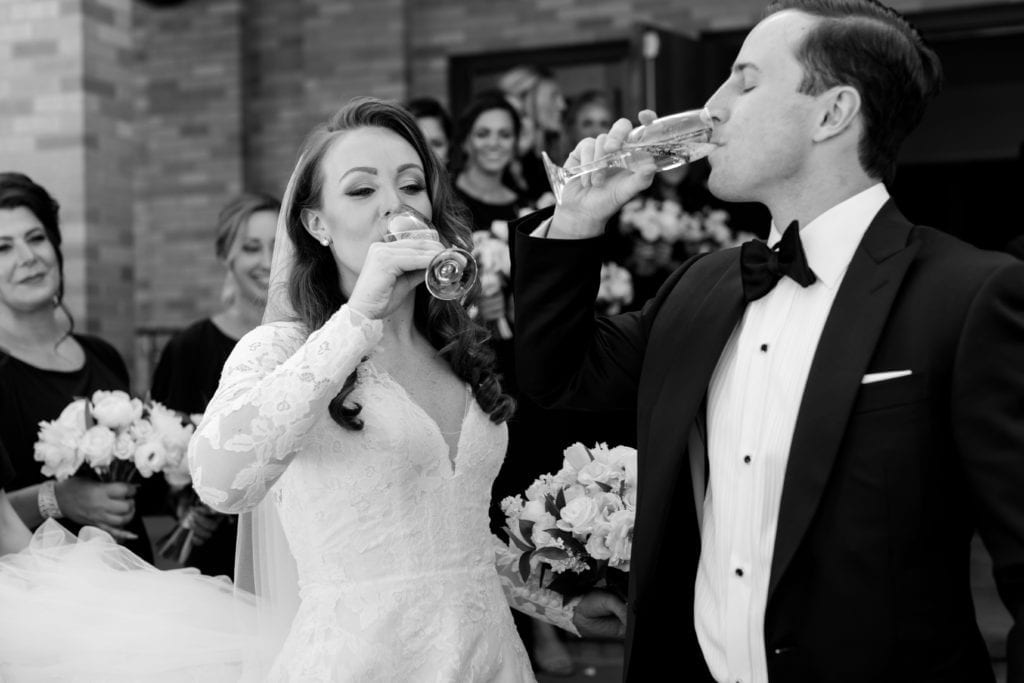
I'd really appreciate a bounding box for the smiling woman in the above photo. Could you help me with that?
[148,192,280,579]
[0,172,161,562]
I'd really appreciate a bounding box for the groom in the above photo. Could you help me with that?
[512,1,1024,682]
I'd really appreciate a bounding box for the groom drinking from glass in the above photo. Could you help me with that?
[512,1,1024,682]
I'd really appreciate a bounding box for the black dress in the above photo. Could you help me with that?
[0,335,157,560]
[149,318,238,577]
[0,440,15,493]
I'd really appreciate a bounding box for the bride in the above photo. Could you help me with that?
[188,97,592,681]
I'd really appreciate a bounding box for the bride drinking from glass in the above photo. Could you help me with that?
[188,96,584,682]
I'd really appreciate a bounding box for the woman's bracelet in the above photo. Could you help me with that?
[37,480,64,519]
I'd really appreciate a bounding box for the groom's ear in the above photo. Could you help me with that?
[300,208,324,241]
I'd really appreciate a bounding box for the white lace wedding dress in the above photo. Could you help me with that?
[189,305,575,682]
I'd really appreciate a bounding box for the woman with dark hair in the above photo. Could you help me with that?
[189,97,578,681]
[406,96,453,167]
[452,90,526,234]
[150,191,280,578]
[0,172,157,560]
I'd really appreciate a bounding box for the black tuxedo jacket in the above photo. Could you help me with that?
[512,201,1024,683]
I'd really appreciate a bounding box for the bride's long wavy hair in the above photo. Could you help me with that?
[282,97,515,429]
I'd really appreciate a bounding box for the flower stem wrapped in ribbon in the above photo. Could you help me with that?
[500,442,636,604]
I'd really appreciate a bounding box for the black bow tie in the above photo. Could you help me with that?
[740,221,817,302]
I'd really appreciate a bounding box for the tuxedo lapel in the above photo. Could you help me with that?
[768,202,920,598]
[633,252,746,590]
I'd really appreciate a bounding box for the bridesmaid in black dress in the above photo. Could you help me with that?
[0,172,160,560]
[0,440,31,556]
[149,191,279,578]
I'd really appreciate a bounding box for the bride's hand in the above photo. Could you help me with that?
[347,239,444,320]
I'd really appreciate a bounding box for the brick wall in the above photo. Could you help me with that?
[0,0,1019,390]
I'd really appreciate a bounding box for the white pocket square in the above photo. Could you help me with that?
[861,370,912,384]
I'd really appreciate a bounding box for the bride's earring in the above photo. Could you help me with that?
[319,235,332,247]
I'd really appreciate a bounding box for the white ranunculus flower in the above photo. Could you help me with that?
[133,439,167,478]
[78,424,116,469]
[562,442,591,471]
[557,495,601,535]
[90,390,141,430]
[606,509,634,570]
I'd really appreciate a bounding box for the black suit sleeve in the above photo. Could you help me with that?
[510,207,699,413]
[950,259,1024,682]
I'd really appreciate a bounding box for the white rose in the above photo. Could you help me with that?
[90,390,141,430]
[585,522,613,561]
[576,461,611,487]
[78,425,116,469]
[562,484,587,503]
[129,418,154,441]
[34,421,84,480]
[557,495,601,535]
[133,439,167,478]
[607,509,634,570]
[595,491,625,519]
[55,399,89,435]
[530,513,558,548]
[622,484,637,509]
[524,479,549,502]
[111,433,135,461]
[148,402,194,456]
[562,442,591,472]
[163,452,192,489]
[520,499,548,523]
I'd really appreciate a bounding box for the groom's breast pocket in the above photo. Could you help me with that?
[851,370,928,414]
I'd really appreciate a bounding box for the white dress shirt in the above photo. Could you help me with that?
[694,183,891,683]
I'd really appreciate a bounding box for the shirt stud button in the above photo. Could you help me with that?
[735,568,744,577]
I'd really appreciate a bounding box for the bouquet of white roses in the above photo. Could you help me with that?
[34,390,195,484]
[500,442,636,603]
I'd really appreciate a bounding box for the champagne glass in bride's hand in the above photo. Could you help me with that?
[542,107,718,204]
[383,207,478,301]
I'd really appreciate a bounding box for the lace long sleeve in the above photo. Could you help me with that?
[493,536,582,636]
[188,305,383,514]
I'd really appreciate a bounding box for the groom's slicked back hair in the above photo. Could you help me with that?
[763,0,943,182]
[282,97,514,430]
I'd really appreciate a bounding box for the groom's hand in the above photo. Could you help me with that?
[572,590,627,639]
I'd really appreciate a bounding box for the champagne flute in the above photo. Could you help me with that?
[542,107,717,204]
[382,207,478,301]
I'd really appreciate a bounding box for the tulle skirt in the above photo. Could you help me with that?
[0,520,261,682]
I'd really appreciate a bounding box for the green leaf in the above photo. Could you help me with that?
[584,445,595,461]
[83,399,95,429]
[518,518,535,545]
[594,480,613,493]
[518,550,533,582]
[533,546,569,563]
[555,487,567,510]
[504,526,534,553]
[544,494,560,518]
